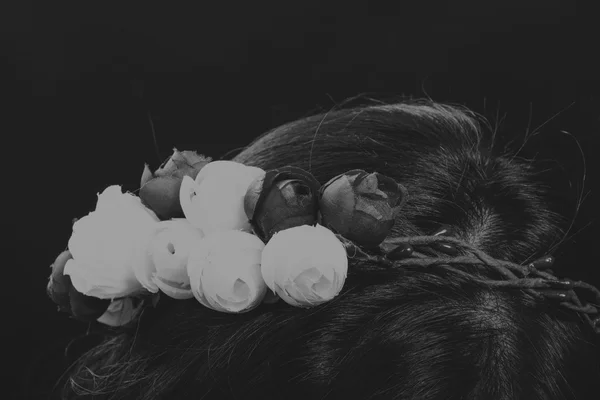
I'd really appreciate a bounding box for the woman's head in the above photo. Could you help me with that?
[59,99,599,399]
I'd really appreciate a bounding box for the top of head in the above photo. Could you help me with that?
[52,99,599,400]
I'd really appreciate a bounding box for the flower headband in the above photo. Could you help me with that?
[47,149,600,333]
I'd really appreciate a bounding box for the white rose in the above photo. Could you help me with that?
[64,185,160,299]
[260,224,348,307]
[187,230,267,313]
[179,161,265,235]
[96,297,144,327]
[133,218,203,299]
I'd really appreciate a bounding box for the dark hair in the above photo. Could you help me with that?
[58,99,599,399]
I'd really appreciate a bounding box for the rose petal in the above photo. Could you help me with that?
[274,282,303,307]
[188,161,265,235]
[66,186,159,300]
[139,175,185,220]
[134,219,202,298]
[47,250,74,308]
[68,284,111,321]
[152,275,193,299]
[260,224,347,307]
[179,175,205,230]
[64,258,143,300]
[152,220,202,284]
[132,228,160,294]
[187,230,266,313]
[96,298,144,327]
[201,256,266,313]
[187,245,211,308]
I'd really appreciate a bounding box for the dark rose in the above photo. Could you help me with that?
[139,148,212,220]
[319,170,408,248]
[47,249,111,321]
[244,166,321,242]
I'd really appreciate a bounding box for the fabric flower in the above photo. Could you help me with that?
[64,185,160,299]
[260,224,347,307]
[319,169,408,248]
[47,249,76,311]
[179,161,265,236]
[133,218,202,299]
[96,297,144,327]
[187,230,267,313]
[139,148,212,220]
[244,166,321,242]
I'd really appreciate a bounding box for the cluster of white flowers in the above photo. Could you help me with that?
[63,161,349,326]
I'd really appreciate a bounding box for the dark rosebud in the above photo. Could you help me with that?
[244,166,321,242]
[47,250,111,319]
[139,148,212,220]
[319,170,408,248]
[68,285,111,322]
[386,243,414,260]
[47,250,74,313]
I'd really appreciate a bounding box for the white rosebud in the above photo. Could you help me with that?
[186,230,267,313]
[179,161,265,235]
[96,297,144,327]
[133,218,203,299]
[64,186,160,299]
[260,224,348,308]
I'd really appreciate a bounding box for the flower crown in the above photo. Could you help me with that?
[47,149,600,334]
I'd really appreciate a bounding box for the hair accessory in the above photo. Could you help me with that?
[430,225,459,255]
[179,160,265,235]
[47,250,111,320]
[529,255,555,270]
[380,235,600,333]
[432,225,454,237]
[386,243,414,260]
[431,243,460,256]
[46,149,600,334]
[139,149,212,220]
[319,169,408,249]
[244,166,321,243]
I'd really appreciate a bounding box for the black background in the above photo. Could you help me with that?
[5,1,599,399]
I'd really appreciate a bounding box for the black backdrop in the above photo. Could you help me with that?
[6,1,599,399]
